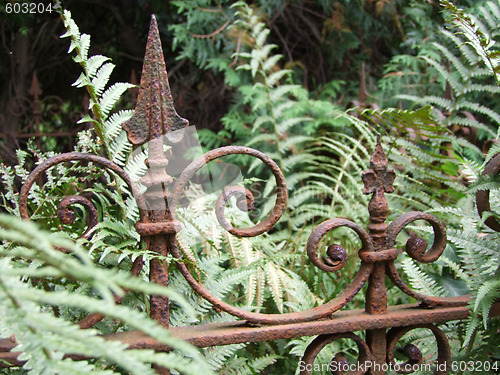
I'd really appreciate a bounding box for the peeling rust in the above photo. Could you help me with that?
[323,244,348,268]
[171,145,287,237]
[135,221,182,236]
[19,152,147,221]
[1,303,499,365]
[125,15,191,330]
[358,248,401,263]
[122,15,188,146]
[362,136,394,315]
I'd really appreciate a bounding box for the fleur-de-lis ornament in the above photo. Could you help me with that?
[361,136,395,196]
[361,135,396,244]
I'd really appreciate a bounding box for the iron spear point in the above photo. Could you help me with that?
[123,14,188,146]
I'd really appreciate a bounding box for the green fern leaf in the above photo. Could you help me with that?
[100,83,136,118]
[473,279,500,326]
[92,63,115,97]
[265,262,283,313]
[401,258,446,297]
[86,55,111,79]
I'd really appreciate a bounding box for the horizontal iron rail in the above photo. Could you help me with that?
[107,302,500,349]
[1,302,499,368]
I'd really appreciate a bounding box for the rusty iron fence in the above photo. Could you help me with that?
[1,15,500,375]
[0,72,89,152]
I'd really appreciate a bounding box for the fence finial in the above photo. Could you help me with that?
[123,14,188,146]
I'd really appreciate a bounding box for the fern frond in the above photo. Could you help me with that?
[0,214,213,374]
[265,262,283,313]
[441,0,500,84]
[100,83,136,118]
[459,99,500,124]
[431,39,471,82]
[86,55,111,79]
[109,132,133,166]
[473,279,500,328]
[401,258,446,297]
[398,94,455,111]
[92,63,115,98]
[420,54,464,93]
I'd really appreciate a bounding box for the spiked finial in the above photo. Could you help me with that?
[123,15,188,145]
[29,72,42,99]
[362,135,395,195]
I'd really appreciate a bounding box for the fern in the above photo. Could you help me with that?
[58,9,135,165]
[401,258,447,297]
[213,3,377,250]
[379,2,500,166]
[172,188,316,316]
[0,214,213,374]
[4,1,497,373]
[474,279,500,327]
[430,200,500,348]
[441,0,500,85]
[216,353,279,375]
[366,4,500,360]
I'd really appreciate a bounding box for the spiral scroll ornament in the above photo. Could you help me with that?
[386,324,451,375]
[167,145,376,324]
[19,152,147,224]
[385,211,468,307]
[5,13,498,375]
[56,195,99,242]
[299,333,372,375]
[171,145,287,237]
[306,218,373,273]
[18,152,148,327]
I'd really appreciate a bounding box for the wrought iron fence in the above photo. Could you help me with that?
[0,72,89,152]
[1,15,499,375]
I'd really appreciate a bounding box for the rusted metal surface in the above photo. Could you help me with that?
[300,332,372,375]
[77,256,145,329]
[17,152,148,329]
[4,301,500,371]
[57,195,98,240]
[122,15,189,331]
[0,303,488,360]
[4,302,499,369]
[19,152,147,221]
[476,153,500,232]
[171,145,287,237]
[362,136,394,317]
[135,221,182,235]
[122,16,188,146]
[386,324,450,375]
[384,212,468,308]
[5,14,500,375]
[361,137,393,373]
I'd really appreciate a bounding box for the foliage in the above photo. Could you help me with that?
[442,0,500,85]
[381,0,500,143]
[1,0,500,373]
[0,214,213,374]
[58,8,135,165]
[198,2,376,234]
[0,9,209,373]
[373,1,500,369]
